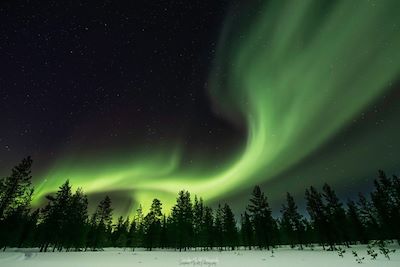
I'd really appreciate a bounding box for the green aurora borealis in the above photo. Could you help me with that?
[31,0,400,213]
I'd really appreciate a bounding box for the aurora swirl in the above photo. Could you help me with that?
[31,0,400,213]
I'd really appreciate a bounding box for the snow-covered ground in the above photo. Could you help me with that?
[0,245,399,267]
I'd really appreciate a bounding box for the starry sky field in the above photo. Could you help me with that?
[1,0,400,215]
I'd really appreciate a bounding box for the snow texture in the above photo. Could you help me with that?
[0,245,399,267]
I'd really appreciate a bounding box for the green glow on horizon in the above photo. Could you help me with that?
[32,0,400,213]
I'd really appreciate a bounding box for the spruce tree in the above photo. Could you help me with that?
[203,206,214,250]
[126,218,136,250]
[53,180,73,251]
[112,216,129,247]
[214,204,223,250]
[170,190,193,251]
[143,198,163,250]
[18,208,39,248]
[0,183,33,250]
[90,195,113,249]
[160,214,168,249]
[85,213,98,251]
[56,181,74,251]
[371,170,398,240]
[392,174,400,242]
[240,212,253,250]
[133,204,145,248]
[346,200,367,244]
[121,217,130,247]
[192,196,204,249]
[393,175,400,207]
[305,186,333,250]
[66,188,88,251]
[166,213,177,249]
[280,192,305,249]
[357,193,379,241]
[322,184,349,247]
[247,185,274,250]
[0,157,33,219]
[37,180,73,251]
[222,203,237,250]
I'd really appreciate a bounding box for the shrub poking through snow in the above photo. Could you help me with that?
[366,244,377,260]
[352,251,364,264]
[377,241,396,260]
[337,247,346,258]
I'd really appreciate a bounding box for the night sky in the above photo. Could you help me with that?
[1,0,400,215]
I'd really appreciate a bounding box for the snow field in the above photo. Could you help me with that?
[0,244,399,267]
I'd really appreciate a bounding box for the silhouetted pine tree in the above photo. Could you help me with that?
[98,196,113,248]
[357,193,379,240]
[371,170,399,241]
[112,216,129,247]
[192,196,204,249]
[37,180,73,252]
[280,192,305,249]
[166,213,177,249]
[55,181,74,251]
[392,174,400,243]
[302,218,315,246]
[203,206,214,250]
[0,157,33,219]
[19,208,39,248]
[0,157,34,250]
[240,211,253,250]
[126,218,136,249]
[86,196,113,250]
[65,188,88,251]
[222,203,237,250]
[134,204,145,248]
[121,217,130,247]
[214,204,223,250]
[247,185,275,250]
[346,200,368,244]
[143,199,163,250]
[305,186,333,250]
[160,214,168,249]
[170,190,193,251]
[322,183,350,247]
[85,213,97,251]
[0,188,33,250]
[393,174,400,206]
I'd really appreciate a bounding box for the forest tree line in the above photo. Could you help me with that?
[0,157,399,252]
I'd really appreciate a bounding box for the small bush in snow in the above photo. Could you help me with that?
[337,247,345,258]
[352,251,364,264]
[366,244,377,260]
[377,240,396,260]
